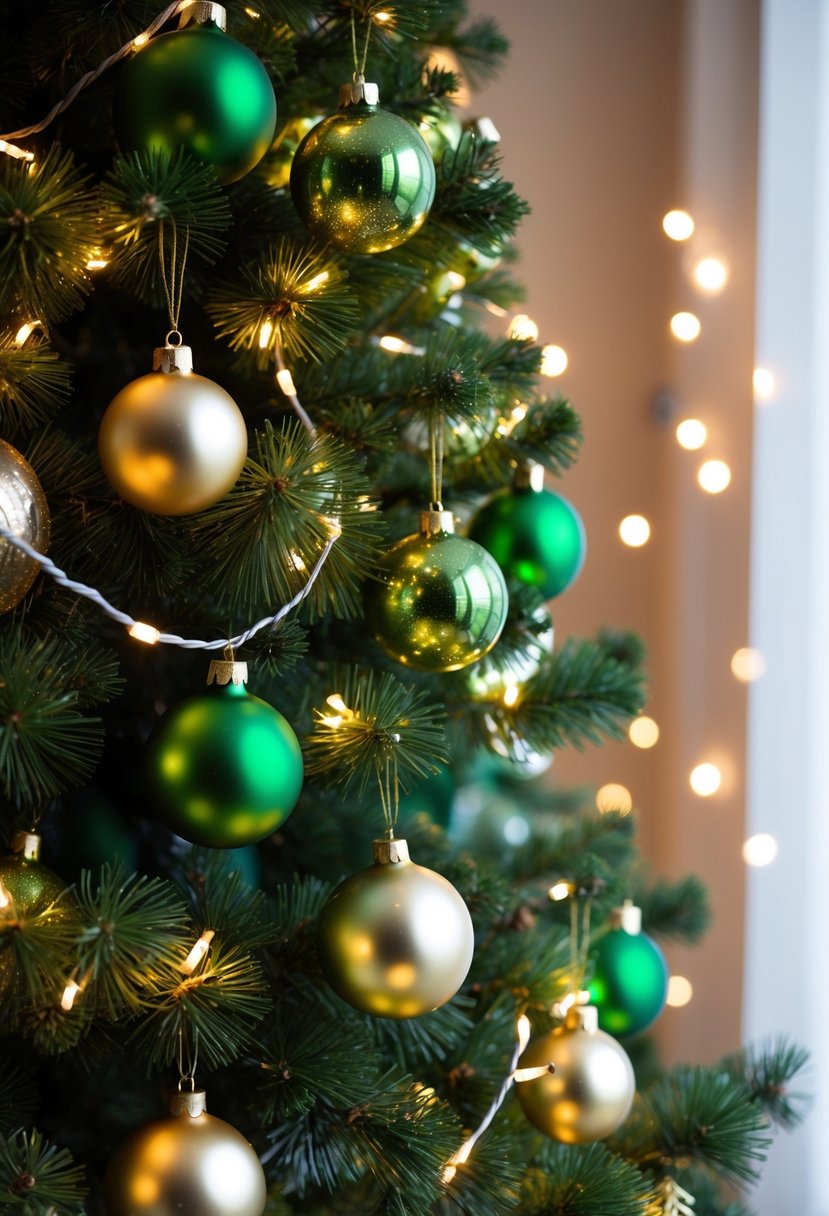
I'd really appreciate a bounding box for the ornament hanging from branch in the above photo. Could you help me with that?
[0,440,50,613]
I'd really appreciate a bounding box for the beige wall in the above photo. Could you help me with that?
[468,0,758,1063]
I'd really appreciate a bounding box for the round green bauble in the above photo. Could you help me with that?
[417,106,463,163]
[365,512,508,673]
[146,678,303,848]
[290,90,436,253]
[403,399,500,463]
[462,602,554,701]
[57,788,139,879]
[113,20,276,185]
[449,781,533,855]
[589,919,668,1037]
[450,236,503,285]
[317,838,474,1019]
[469,481,586,600]
[516,1006,635,1144]
[0,835,73,1002]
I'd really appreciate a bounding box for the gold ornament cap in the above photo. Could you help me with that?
[610,900,642,935]
[11,831,41,861]
[340,80,380,107]
[169,1088,208,1117]
[373,837,410,865]
[564,1004,599,1033]
[177,1,227,30]
[514,461,545,492]
[153,343,194,375]
[207,660,248,687]
[419,506,455,536]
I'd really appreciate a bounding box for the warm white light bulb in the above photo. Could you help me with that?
[693,256,728,293]
[548,881,572,902]
[181,930,215,975]
[670,312,702,342]
[596,783,633,814]
[540,344,568,377]
[742,833,778,867]
[753,367,776,402]
[689,762,721,796]
[662,210,695,241]
[502,684,520,708]
[619,514,651,547]
[698,459,731,493]
[129,621,161,645]
[276,368,297,396]
[666,975,693,1006]
[731,647,767,683]
[676,418,707,450]
[508,314,539,343]
[629,716,659,749]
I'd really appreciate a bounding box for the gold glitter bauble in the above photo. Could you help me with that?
[98,349,248,516]
[317,838,475,1019]
[516,1007,635,1143]
[103,1090,266,1216]
[0,440,50,613]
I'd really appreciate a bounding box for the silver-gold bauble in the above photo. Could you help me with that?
[516,1005,635,1143]
[317,838,475,1019]
[98,344,248,516]
[103,1089,266,1216]
[0,440,50,613]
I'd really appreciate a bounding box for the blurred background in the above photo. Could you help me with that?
[462,1,829,1212]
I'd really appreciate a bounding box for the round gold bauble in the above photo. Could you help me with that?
[98,366,248,516]
[0,440,50,613]
[103,1090,266,1216]
[516,1008,635,1143]
[317,838,475,1019]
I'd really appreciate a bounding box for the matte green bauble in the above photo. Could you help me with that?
[290,84,436,253]
[516,1005,635,1144]
[317,838,474,1019]
[469,475,586,600]
[146,672,303,848]
[589,910,668,1037]
[113,19,276,185]
[366,510,508,673]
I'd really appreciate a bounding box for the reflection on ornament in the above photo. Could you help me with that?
[588,903,668,1037]
[317,837,474,1018]
[469,466,586,601]
[99,342,248,516]
[366,508,508,672]
[113,11,277,184]
[0,440,51,613]
[516,1005,635,1143]
[146,661,303,848]
[291,82,435,253]
[103,1089,266,1216]
[463,603,554,701]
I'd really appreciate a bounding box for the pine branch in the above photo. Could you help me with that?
[719,1038,811,1132]
[0,332,72,439]
[208,238,360,365]
[305,665,448,797]
[0,1056,38,1136]
[173,858,280,951]
[0,146,98,323]
[100,150,233,304]
[434,137,530,254]
[635,876,712,946]
[461,396,584,487]
[184,420,386,621]
[520,1143,651,1216]
[0,1128,86,1215]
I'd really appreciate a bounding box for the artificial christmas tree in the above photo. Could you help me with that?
[0,2,807,1215]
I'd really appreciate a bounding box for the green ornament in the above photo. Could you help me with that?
[145,666,303,849]
[462,602,554,701]
[404,399,500,462]
[113,18,277,185]
[588,906,668,1037]
[451,236,503,285]
[469,471,586,600]
[290,83,436,254]
[57,788,138,879]
[416,107,463,163]
[366,509,508,673]
[0,834,73,1002]
[450,781,534,855]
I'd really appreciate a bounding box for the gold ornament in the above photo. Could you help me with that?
[103,1088,266,1216]
[515,1005,635,1143]
[98,342,248,515]
[0,440,50,613]
[317,837,475,1019]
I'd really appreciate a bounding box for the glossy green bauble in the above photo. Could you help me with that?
[404,399,500,463]
[416,107,463,162]
[469,486,586,600]
[366,528,508,672]
[113,23,277,185]
[317,842,474,1019]
[589,927,668,1037]
[450,236,503,285]
[0,848,72,1003]
[291,102,436,253]
[146,683,303,848]
[462,602,554,701]
[516,1011,635,1144]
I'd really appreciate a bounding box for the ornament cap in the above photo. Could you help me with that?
[169,1088,208,1117]
[465,116,501,144]
[514,461,546,492]
[11,831,41,861]
[610,900,642,934]
[564,1004,599,1034]
[206,660,249,687]
[153,342,194,375]
[419,506,455,536]
[177,1,227,30]
[340,80,380,107]
[372,837,410,865]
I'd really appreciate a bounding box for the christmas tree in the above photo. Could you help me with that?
[0,3,808,1214]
